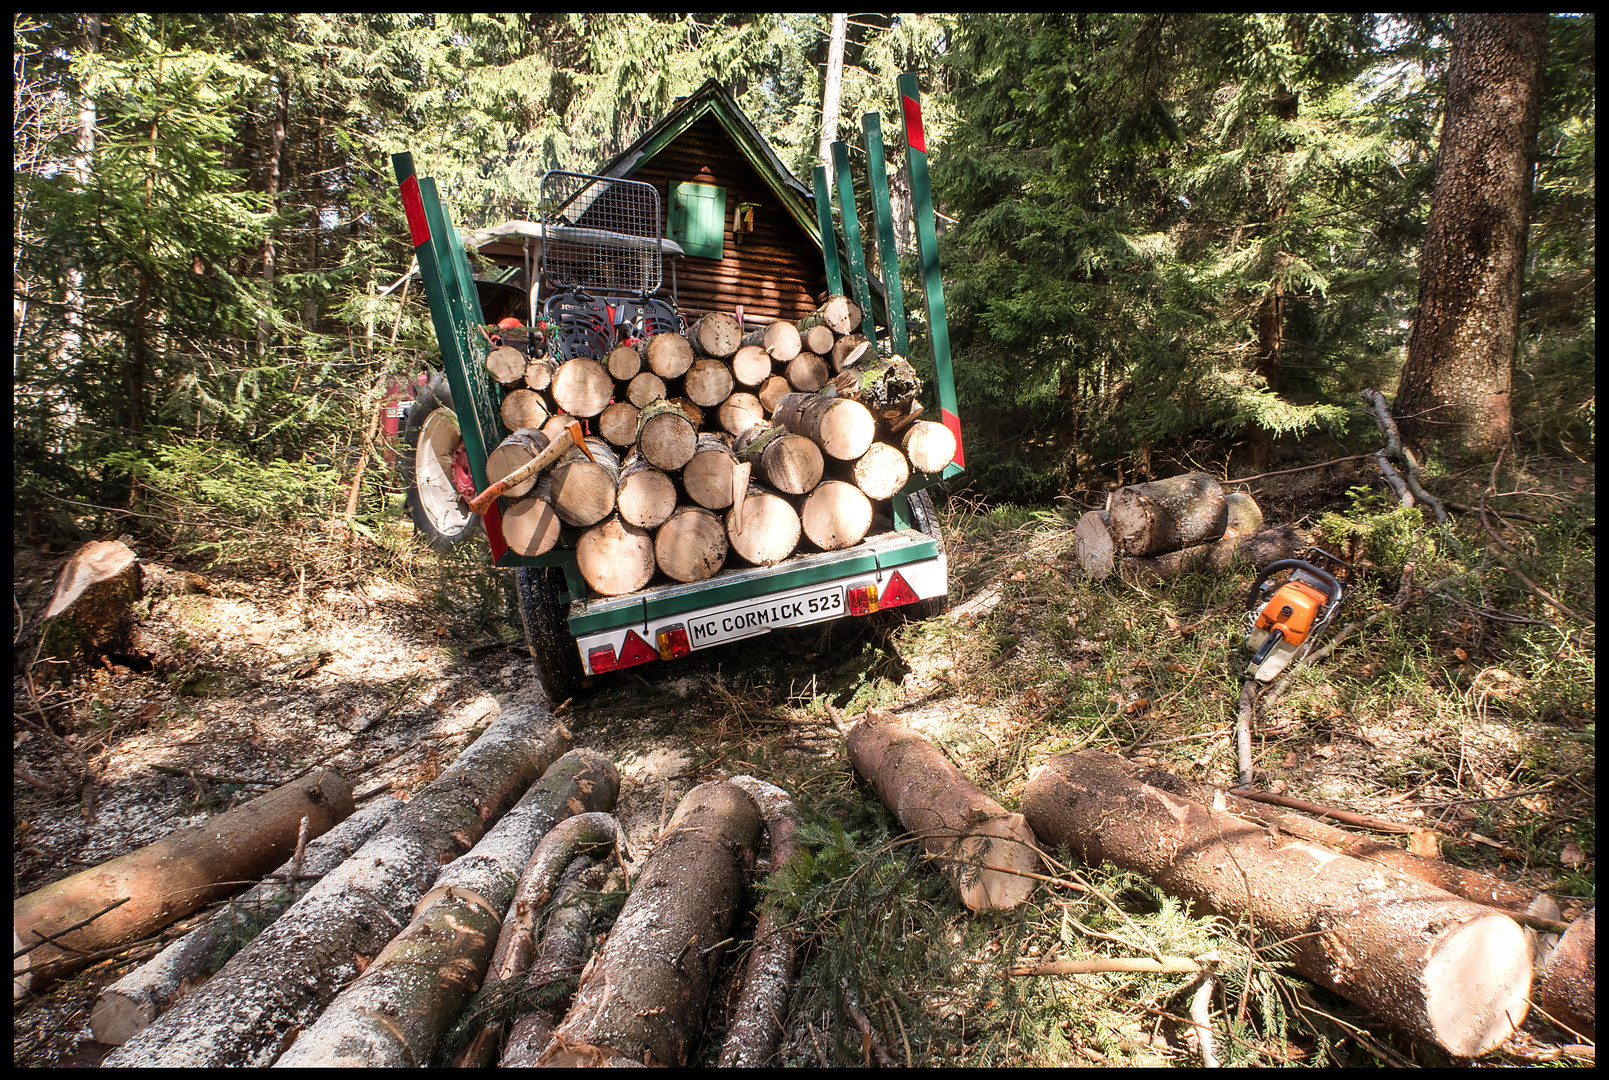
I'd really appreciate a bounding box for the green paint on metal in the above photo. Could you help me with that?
[892,492,913,531]
[861,113,908,356]
[897,74,960,446]
[831,141,879,345]
[813,166,843,295]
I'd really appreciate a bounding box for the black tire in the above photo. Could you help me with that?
[898,488,950,622]
[514,566,590,705]
[401,374,482,551]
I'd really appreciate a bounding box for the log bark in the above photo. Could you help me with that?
[537,781,763,1068]
[604,343,642,382]
[689,312,742,359]
[501,493,565,558]
[741,320,801,364]
[733,424,824,496]
[88,797,402,1045]
[682,434,739,511]
[717,391,766,437]
[37,539,142,665]
[1107,472,1229,557]
[104,708,570,1067]
[276,750,618,1068]
[684,355,736,408]
[615,451,678,530]
[718,776,802,1068]
[486,345,529,387]
[1122,524,1304,581]
[784,351,831,393]
[597,400,641,449]
[901,420,957,475]
[729,344,773,389]
[625,370,667,409]
[843,441,910,501]
[845,714,1040,912]
[642,331,694,379]
[485,429,551,499]
[654,506,729,583]
[1534,909,1594,1040]
[15,769,354,988]
[543,438,620,528]
[1021,752,1533,1057]
[798,295,859,337]
[800,480,873,552]
[1074,510,1115,581]
[500,388,551,433]
[772,392,875,462]
[726,482,801,567]
[635,399,698,472]
[576,517,656,597]
[831,353,921,427]
[550,357,614,419]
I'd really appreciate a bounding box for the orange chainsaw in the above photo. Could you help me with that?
[1241,550,1350,682]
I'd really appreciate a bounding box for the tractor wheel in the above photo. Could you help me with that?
[514,566,589,706]
[401,374,481,551]
[898,488,950,622]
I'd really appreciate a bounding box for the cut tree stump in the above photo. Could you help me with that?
[36,539,142,667]
[1534,908,1594,1040]
[15,769,354,991]
[846,713,1040,913]
[275,749,618,1068]
[88,796,401,1044]
[537,781,763,1068]
[1107,472,1229,557]
[104,707,570,1068]
[1021,752,1533,1057]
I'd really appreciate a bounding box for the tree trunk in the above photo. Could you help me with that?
[682,433,739,510]
[730,343,774,388]
[784,351,831,392]
[846,714,1040,912]
[604,343,641,382]
[684,355,736,408]
[901,419,957,475]
[615,451,678,529]
[485,429,552,498]
[841,441,910,501]
[36,539,142,667]
[734,424,824,496]
[801,480,873,551]
[1394,14,1547,461]
[717,391,766,437]
[485,345,528,387]
[500,388,551,433]
[655,506,729,583]
[597,400,641,449]
[15,770,354,988]
[276,750,619,1068]
[501,493,565,558]
[1021,752,1533,1057]
[741,320,800,364]
[726,482,801,567]
[635,399,699,472]
[256,63,286,357]
[540,438,619,528]
[88,797,401,1044]
[104,707,571,1067]
[772,392,875,462]
[626,370,667,409]
[537,781,763,1067]
[1107,472,1229,556]
[576,517,656,596]
[641,330,694,379]
[689,312,743,359]
[818,11,848,184]
[1074,510,1115,581]
[1534,908,1595,1040]
[550,357,613,419]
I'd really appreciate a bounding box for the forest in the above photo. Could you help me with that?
[12,12,1596,1069]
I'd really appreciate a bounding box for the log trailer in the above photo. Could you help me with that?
[390,76,962,702]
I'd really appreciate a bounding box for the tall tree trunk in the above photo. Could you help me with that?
[60,14,99,370]
[258,68,288,356]
[1395,14,1547,461]
[818,13,848,184]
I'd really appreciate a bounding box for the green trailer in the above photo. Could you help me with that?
[390,76,962,702]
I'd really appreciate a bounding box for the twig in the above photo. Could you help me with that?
[148,763,277,787]
[841,981,899,1068]
[1403,783,1556,809]
[1188,967,1221,1068]
[1227,453,1372,484]
[289,814,310,882]
[1226,790,1412,834]
[1009,956,1202,977]
[1492,560,1590,625]
[1123,728,1229,752]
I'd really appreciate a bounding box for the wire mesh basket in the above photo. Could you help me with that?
[538,171,663,297]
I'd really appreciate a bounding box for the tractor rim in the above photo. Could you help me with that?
[416,407,474,536]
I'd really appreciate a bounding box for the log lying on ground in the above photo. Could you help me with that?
[538,781,763,1067]
[734,424,824,496]
[485,429,551,499]
[541,438,620,528]
[801,480,873,552]
[741,320,801,364]
[15,769,354,992]
[655,506,729,583]
[718,776,803,1068]
[1021,752,1533,1057]
[276,750,618,1068]
[615,451,678,530]
[901,419,957,475]
[105,707,570,1067]
[726,482,801,567]
[772,392,875,462]
[89,797,402,1045]
[1533,908,1594,1040]
[501,388,552,433]
[1074,510,1115,581]
[846,714,1040,912]
[689,312,742,359]
[501,493,565,557]
[35,539,142,667]
[1122,524,1303,582]
[1107,472,1228,557]
[576,517,656,597]
[642,331,694,379]
[636,399,699,472]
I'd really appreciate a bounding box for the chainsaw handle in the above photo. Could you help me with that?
[1245,559,1342,616]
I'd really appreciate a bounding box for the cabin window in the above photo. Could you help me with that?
[670,182,726,259]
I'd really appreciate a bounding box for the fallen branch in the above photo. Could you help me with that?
[1009,956,1202,977]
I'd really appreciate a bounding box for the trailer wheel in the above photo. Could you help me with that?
[514,566,589,706]
[898,489,950,622]
[401,374,481,551]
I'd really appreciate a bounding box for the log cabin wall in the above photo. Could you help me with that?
[625,115,829,326]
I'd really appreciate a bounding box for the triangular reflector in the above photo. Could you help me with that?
[617,630,659,668]
[881,571,920,607]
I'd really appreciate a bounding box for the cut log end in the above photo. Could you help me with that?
[1422,914,1533,1057]
[956,814,1040,914]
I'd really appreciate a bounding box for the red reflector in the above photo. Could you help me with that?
[616,630,659,669]
[588,645,618,674]
[880,571,920,608]
[399,175,431,249]
[656,625,690,661]
[847,584,879,617]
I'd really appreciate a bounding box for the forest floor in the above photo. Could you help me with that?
[12,451,1596,1067]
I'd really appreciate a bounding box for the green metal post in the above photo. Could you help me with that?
[861,113,908,357]
[897,74,963,477]
[813,165,843,296]
[830,140,879,345]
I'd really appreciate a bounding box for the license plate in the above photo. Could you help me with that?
[684,585,847,649]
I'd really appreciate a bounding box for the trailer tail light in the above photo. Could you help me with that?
[616,631,659,669]
[847,584,880,617]
[587,645,618,674]
[879,571,920,609]
[656,624,691,661]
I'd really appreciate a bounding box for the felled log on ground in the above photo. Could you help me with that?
[1073,510,1115,581]
[1107,472,1229,557]
[453,811,626,1068]
[576,517,656,597]
[846,713,1040,912]
[15,769,354,993]
[276,750,618,1068]
[1534,909,1595,1040]
[1021,752,1533,1057]
[89,797,402,1045]
[537,781,763,1067]
[1123,524,1304,581]
[718,776,803,1068]
[772,392,874,462]
[103,708,570,1068]
[34,539,142,668]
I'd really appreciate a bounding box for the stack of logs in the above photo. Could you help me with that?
[482,295,956,597]
[1072,471,1304,582]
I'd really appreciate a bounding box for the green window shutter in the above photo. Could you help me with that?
[670,182,726,259]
